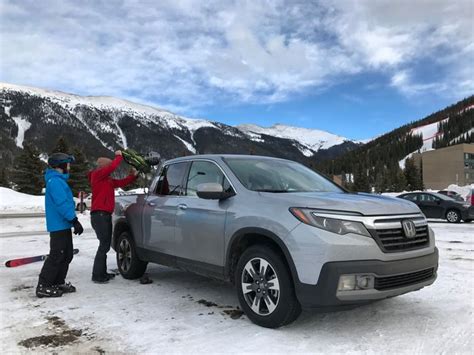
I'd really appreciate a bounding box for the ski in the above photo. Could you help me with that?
[5,248,79,268]
[122,149,161,174]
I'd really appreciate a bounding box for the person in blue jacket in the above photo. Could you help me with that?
[37,152,84,298]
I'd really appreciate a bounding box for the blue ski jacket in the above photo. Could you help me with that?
[44,169,76,232]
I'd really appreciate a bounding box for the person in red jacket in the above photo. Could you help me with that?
[88,150,138,283]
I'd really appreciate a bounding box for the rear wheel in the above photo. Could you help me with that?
[446,209,461,223]
[116,231,147,279]
[235,245,301,328]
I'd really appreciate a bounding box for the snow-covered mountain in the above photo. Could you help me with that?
[237,124,348,157]
[0,82,359,167]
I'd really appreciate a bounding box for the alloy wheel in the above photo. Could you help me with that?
[447,211,459,223]
[241,257,280,316]
[118,238,132,272]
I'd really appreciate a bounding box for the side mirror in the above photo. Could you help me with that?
[196,183,234,200]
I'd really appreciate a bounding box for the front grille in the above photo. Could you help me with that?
[375,268,435,290]
[375,225,429,252]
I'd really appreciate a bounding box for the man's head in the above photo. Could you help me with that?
[97,157,112,168]
[48,152,74,173]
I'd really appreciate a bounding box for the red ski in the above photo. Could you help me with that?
[5,249,79,267]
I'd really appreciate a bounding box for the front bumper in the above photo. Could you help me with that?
[295,248,438,309]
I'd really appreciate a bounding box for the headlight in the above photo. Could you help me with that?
[289,208,370,237]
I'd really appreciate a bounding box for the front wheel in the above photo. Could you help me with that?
[116,231,147,279]
[446,209,461,223]
[235,245,301,328]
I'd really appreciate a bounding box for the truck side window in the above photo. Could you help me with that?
[155,163,188,196]
[186,161,232,196]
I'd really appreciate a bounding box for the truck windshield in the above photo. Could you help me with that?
[224,158,343,193]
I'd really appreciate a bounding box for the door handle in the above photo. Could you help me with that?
[147,202,156,207]
[178,204,188,210]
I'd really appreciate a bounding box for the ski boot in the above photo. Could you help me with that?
[36,284,63,298]
[57,282,76,293]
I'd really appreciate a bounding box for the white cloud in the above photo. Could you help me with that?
[0,0,472,112]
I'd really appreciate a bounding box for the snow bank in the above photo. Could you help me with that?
[0,188,44,213]
[445,184,474,200]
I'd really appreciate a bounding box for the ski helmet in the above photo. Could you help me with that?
[48,152,75,169]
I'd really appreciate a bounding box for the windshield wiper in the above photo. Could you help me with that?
[254,189,291,193]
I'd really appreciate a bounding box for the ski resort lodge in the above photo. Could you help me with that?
[413,143,474,189]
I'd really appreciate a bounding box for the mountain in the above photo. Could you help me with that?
[0,82,358,168]
[317,95,474,190]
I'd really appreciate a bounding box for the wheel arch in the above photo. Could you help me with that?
[225,227,300,286]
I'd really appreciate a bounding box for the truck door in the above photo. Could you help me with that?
[142,162,189,255]
[174,160,234,269]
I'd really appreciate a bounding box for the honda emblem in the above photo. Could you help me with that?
[402,220,417,238]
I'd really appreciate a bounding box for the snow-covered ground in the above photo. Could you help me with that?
[0,217,472,354]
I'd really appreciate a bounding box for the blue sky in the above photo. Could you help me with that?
[1,0,472,140]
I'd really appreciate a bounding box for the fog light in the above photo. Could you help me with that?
[338,275,356,291]
[356,275,374,289]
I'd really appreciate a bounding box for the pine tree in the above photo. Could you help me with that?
[404,157,423,191]
[0,168,9,188]
[11,144,45,195]
[391,166,407,192]
[69,147,90,196]
[52,137,70,154]
[353,165,370,192]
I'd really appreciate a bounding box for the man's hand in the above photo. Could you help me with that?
[130,167,139,176]
[70,217,84,235]
[115,150,122,156]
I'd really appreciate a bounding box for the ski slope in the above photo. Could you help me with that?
[399,118,447,169]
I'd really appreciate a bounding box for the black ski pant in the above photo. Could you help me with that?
[91,211,112,278]
[38,229,74,286]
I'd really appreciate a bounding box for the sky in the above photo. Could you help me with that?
[0,0,473,140]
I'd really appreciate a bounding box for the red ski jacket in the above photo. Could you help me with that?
[88,156,137,213]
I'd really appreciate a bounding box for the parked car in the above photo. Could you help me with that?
[398,192,473,223]
[112,155,438,328]
[437,190,464,201]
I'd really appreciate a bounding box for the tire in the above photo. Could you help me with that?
[464,219,472,223]
[446,209,461,223]
[116,231,147,279]
[235,245,301,328]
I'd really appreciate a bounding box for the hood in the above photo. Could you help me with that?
[260,191,421,216]
[44,168,69,182]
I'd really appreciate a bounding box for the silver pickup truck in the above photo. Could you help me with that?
[112,154,438,328]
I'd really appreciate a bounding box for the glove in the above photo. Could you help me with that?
[70,217,84,235]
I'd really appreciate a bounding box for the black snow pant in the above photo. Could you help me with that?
[38,229,74,286]
[91,211,112,278]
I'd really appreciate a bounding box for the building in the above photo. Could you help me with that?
[417,143,474,189]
